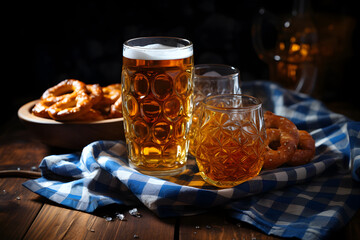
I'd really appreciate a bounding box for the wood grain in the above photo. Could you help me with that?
[0,178,44,240]
[179,210,281,240]
[0,127,49,171]
[24,204,176,240]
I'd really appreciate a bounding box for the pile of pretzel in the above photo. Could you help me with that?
[32,79,123,121]
[263,111,315,169]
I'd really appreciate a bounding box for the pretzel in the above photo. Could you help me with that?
[101,83,122,105]
[47,90,94,121]
[109,95,123,118]
[93,84,122,118]
[262,111,299,170]
[288,130,315,166]
[41,79,86,102]
[45,81,102,121]
[75,108,105,121]
[85,84,103,106]
[31,79,125,121]
[32,79,87,118]
[32,99,56,118]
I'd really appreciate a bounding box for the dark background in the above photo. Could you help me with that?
[3,0,359,125]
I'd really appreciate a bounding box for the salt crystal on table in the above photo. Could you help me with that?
[116,213,126,221]
[129,208,142,217]
[129,208,137,215]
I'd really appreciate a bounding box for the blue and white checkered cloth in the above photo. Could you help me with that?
[23,81,360,240]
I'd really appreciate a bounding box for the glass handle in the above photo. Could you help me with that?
[251,8,281,64]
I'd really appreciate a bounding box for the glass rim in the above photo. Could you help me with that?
[195,64,240,78]
[124,36,193,50]
[203,94,262,112]
[123,36,193,60]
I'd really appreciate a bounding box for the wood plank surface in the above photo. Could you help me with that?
[24,204,176,240]
[179,211,280,240]
[0,127,49,171]
[0,178,44,240]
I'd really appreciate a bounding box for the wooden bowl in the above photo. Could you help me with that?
[18,100,125,149]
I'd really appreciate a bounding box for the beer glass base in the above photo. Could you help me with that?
[199,172,256,188]
[129,163,186,177]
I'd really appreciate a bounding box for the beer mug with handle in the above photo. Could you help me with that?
[122,37,194,177]
[252,0,318,94]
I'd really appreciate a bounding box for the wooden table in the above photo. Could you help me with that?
[0,116,359,240]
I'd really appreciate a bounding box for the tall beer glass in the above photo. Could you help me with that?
[188,64,240,156]
[121,37,194,176]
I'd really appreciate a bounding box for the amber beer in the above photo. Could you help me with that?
[121,37,194,176]
[188,64,240,157]
[195,94,265,188]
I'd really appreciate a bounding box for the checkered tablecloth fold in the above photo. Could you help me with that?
[23,81,360,240]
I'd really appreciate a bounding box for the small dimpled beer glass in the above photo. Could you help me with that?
[194,94,266,188]
[188,64,240,156]
[121,37,194,177]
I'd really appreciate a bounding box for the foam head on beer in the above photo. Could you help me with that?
[123,42,193,60]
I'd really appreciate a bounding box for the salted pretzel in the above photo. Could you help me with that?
[41,79,87,102]
[47,83,104,121]
[262,111,315,169]
[32,99,56,119]
[85,84,103,106]
[32,80,123,121]
[75,108,105,121]
[262,111,299,169]
[101,83,122,105]
[109,95,123,118]
[288,130,315,166]
[93,83,122,117]
[32,79,87,118]
[47,91,94,121]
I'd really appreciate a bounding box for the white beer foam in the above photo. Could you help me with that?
[202,71,222,77]
[124,43,193,60]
